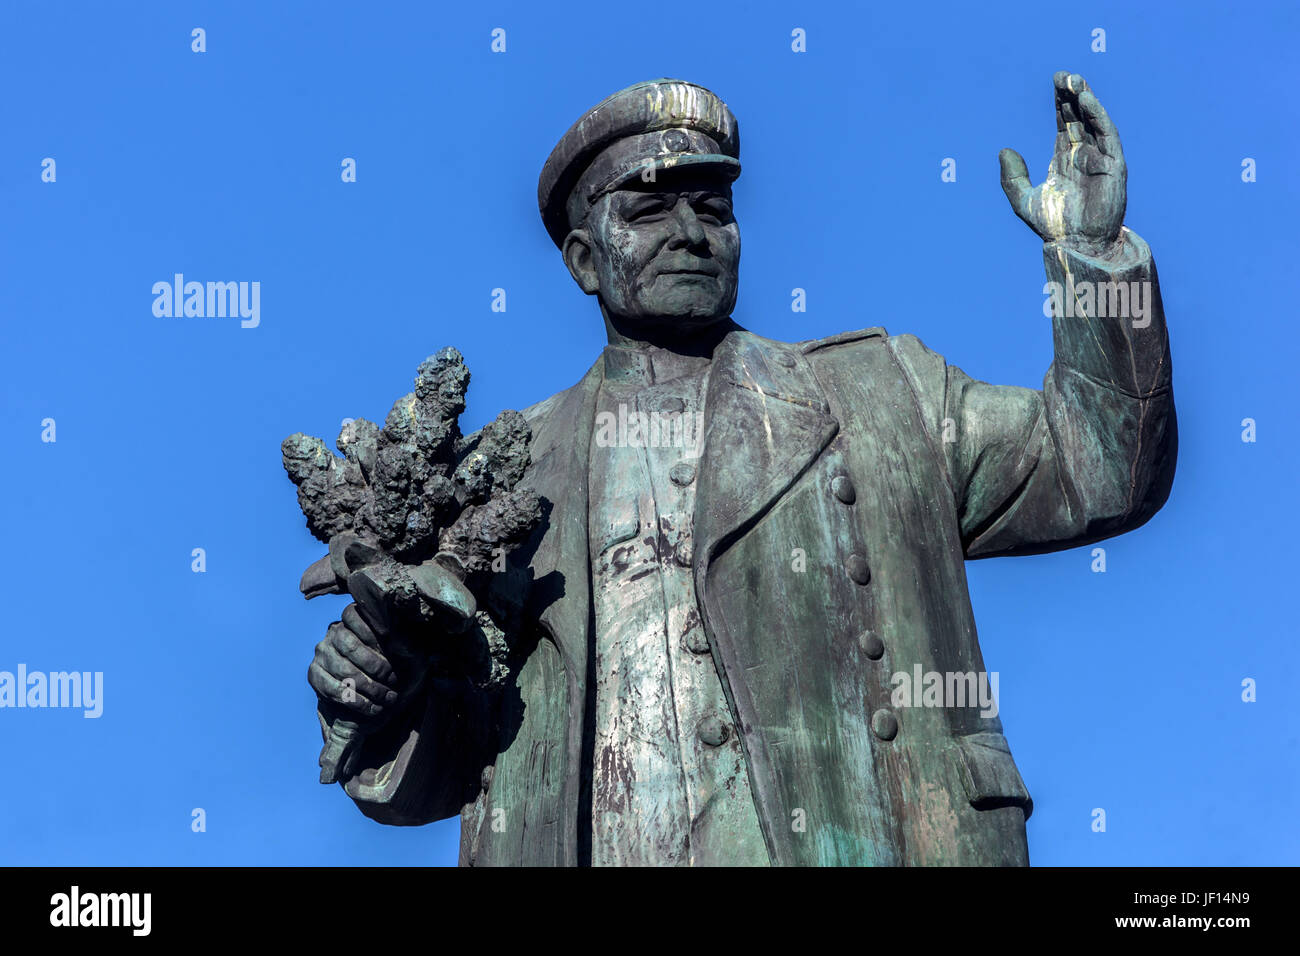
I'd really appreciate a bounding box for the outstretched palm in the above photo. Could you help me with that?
[1000,72,1127,257]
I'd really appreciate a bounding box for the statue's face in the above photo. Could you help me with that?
[566,171,740,335]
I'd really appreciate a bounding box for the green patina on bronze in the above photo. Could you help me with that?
[287,75,1176,866]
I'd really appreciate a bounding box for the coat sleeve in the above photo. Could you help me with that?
[889,227,1176,559]
[327,673,493,826]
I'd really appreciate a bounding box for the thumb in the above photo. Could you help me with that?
[998,148,1034,224]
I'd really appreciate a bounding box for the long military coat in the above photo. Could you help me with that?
[332,230,1175,866]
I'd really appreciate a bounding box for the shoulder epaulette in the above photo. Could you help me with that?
[799,327,888,354]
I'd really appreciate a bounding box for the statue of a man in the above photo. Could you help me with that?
[305,76,1175,865]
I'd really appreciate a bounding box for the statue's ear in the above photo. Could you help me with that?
[562,229,600,295]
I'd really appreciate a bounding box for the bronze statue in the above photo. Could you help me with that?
[290,75,1175,865]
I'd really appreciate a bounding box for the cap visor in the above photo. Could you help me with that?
[604,154,741,193]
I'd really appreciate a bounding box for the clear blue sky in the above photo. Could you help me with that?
[2,0,1296,866]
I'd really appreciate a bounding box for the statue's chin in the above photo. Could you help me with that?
[631,310,729,336]
[602,290,737,345]
[639,294,735,325]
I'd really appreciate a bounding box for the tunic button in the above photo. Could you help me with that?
[871,709,899,741]
[683,627,711,654]
[775,353,797,368]
[859,630,884,660]
[830,475,856,504]
[697,714,731,747]
[846,553,871,585]
[670,462,696,486]
[675,539,694,567]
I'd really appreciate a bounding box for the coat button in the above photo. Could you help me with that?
[846,554,871,585]
[871,709,898,741]
[697,714,731,747]
[859,630,884,660]
[675,539,694,567]
[830,475,856,504]
[775,352,797,368]
[670,462,696,486]
[683,626,711,654]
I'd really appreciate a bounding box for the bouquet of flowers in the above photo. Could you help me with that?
[282,347,541,781]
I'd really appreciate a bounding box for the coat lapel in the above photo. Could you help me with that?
[522,356,602,672]
[689,330,839,864]
[512,356,602,867]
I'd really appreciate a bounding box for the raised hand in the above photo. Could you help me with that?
[999,72,1127,258]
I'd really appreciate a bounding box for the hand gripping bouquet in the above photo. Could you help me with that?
[281,348,540,782]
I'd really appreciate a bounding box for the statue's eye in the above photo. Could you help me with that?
[626,199,669,221]
[694,198,732,224]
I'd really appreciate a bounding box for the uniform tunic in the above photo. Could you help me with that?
[587,343,769,866]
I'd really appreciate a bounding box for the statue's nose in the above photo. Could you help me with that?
[668,201,708,248]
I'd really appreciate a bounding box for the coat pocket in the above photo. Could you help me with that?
[954,732,1033,818]
[593,498,640,554]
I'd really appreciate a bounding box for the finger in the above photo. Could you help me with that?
[332,617,396,685]
[999,148,1035,223]
[1057,75,1095,147]
[1076,89,1123,162]
[1065,73,1089,95]
[1051,129,1086,179]
[341,603,381,651]
[1055,70,1089,97]
[308,660,385,716]
[318,632,395,699]
[1053,71,1070,132]
[321,631,398,701]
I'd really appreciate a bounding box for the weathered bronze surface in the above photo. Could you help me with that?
[289,76,1176,866]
